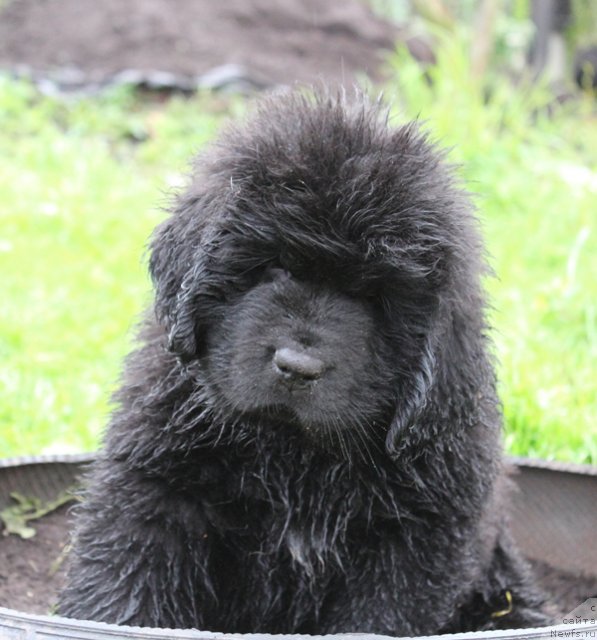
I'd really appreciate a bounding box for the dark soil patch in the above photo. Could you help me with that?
[0,503,72,615]
[1,506,596,620]
[530,560,597,616]
[0,0,416,91]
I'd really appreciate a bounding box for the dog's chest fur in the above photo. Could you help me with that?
[183,442,480,634]
[202,447,428,549]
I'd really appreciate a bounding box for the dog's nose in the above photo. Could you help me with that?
[273,347,324,384]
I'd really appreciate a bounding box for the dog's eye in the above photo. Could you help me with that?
[260,265,292,283]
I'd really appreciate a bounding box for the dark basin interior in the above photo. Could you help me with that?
[0,454,595,635]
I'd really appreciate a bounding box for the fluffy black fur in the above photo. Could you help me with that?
[58,91,552,634]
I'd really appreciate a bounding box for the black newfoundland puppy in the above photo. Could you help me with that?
[58,91,551,634]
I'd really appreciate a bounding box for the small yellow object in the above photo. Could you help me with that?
[491,590,513,618]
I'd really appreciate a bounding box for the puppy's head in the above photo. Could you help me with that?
[149,91,485,457]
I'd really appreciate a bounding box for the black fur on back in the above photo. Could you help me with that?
[58,90,552,634]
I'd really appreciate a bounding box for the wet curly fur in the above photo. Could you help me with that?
[58,91,552,634]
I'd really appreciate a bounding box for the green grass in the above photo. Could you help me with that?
[0,47,595,463]
[0,81,228,455]
[386,40,597,464]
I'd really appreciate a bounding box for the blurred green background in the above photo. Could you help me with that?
[0,1,596,463]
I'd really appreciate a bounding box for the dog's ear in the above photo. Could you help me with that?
[385,337,436,457]
[148,193,216,362]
